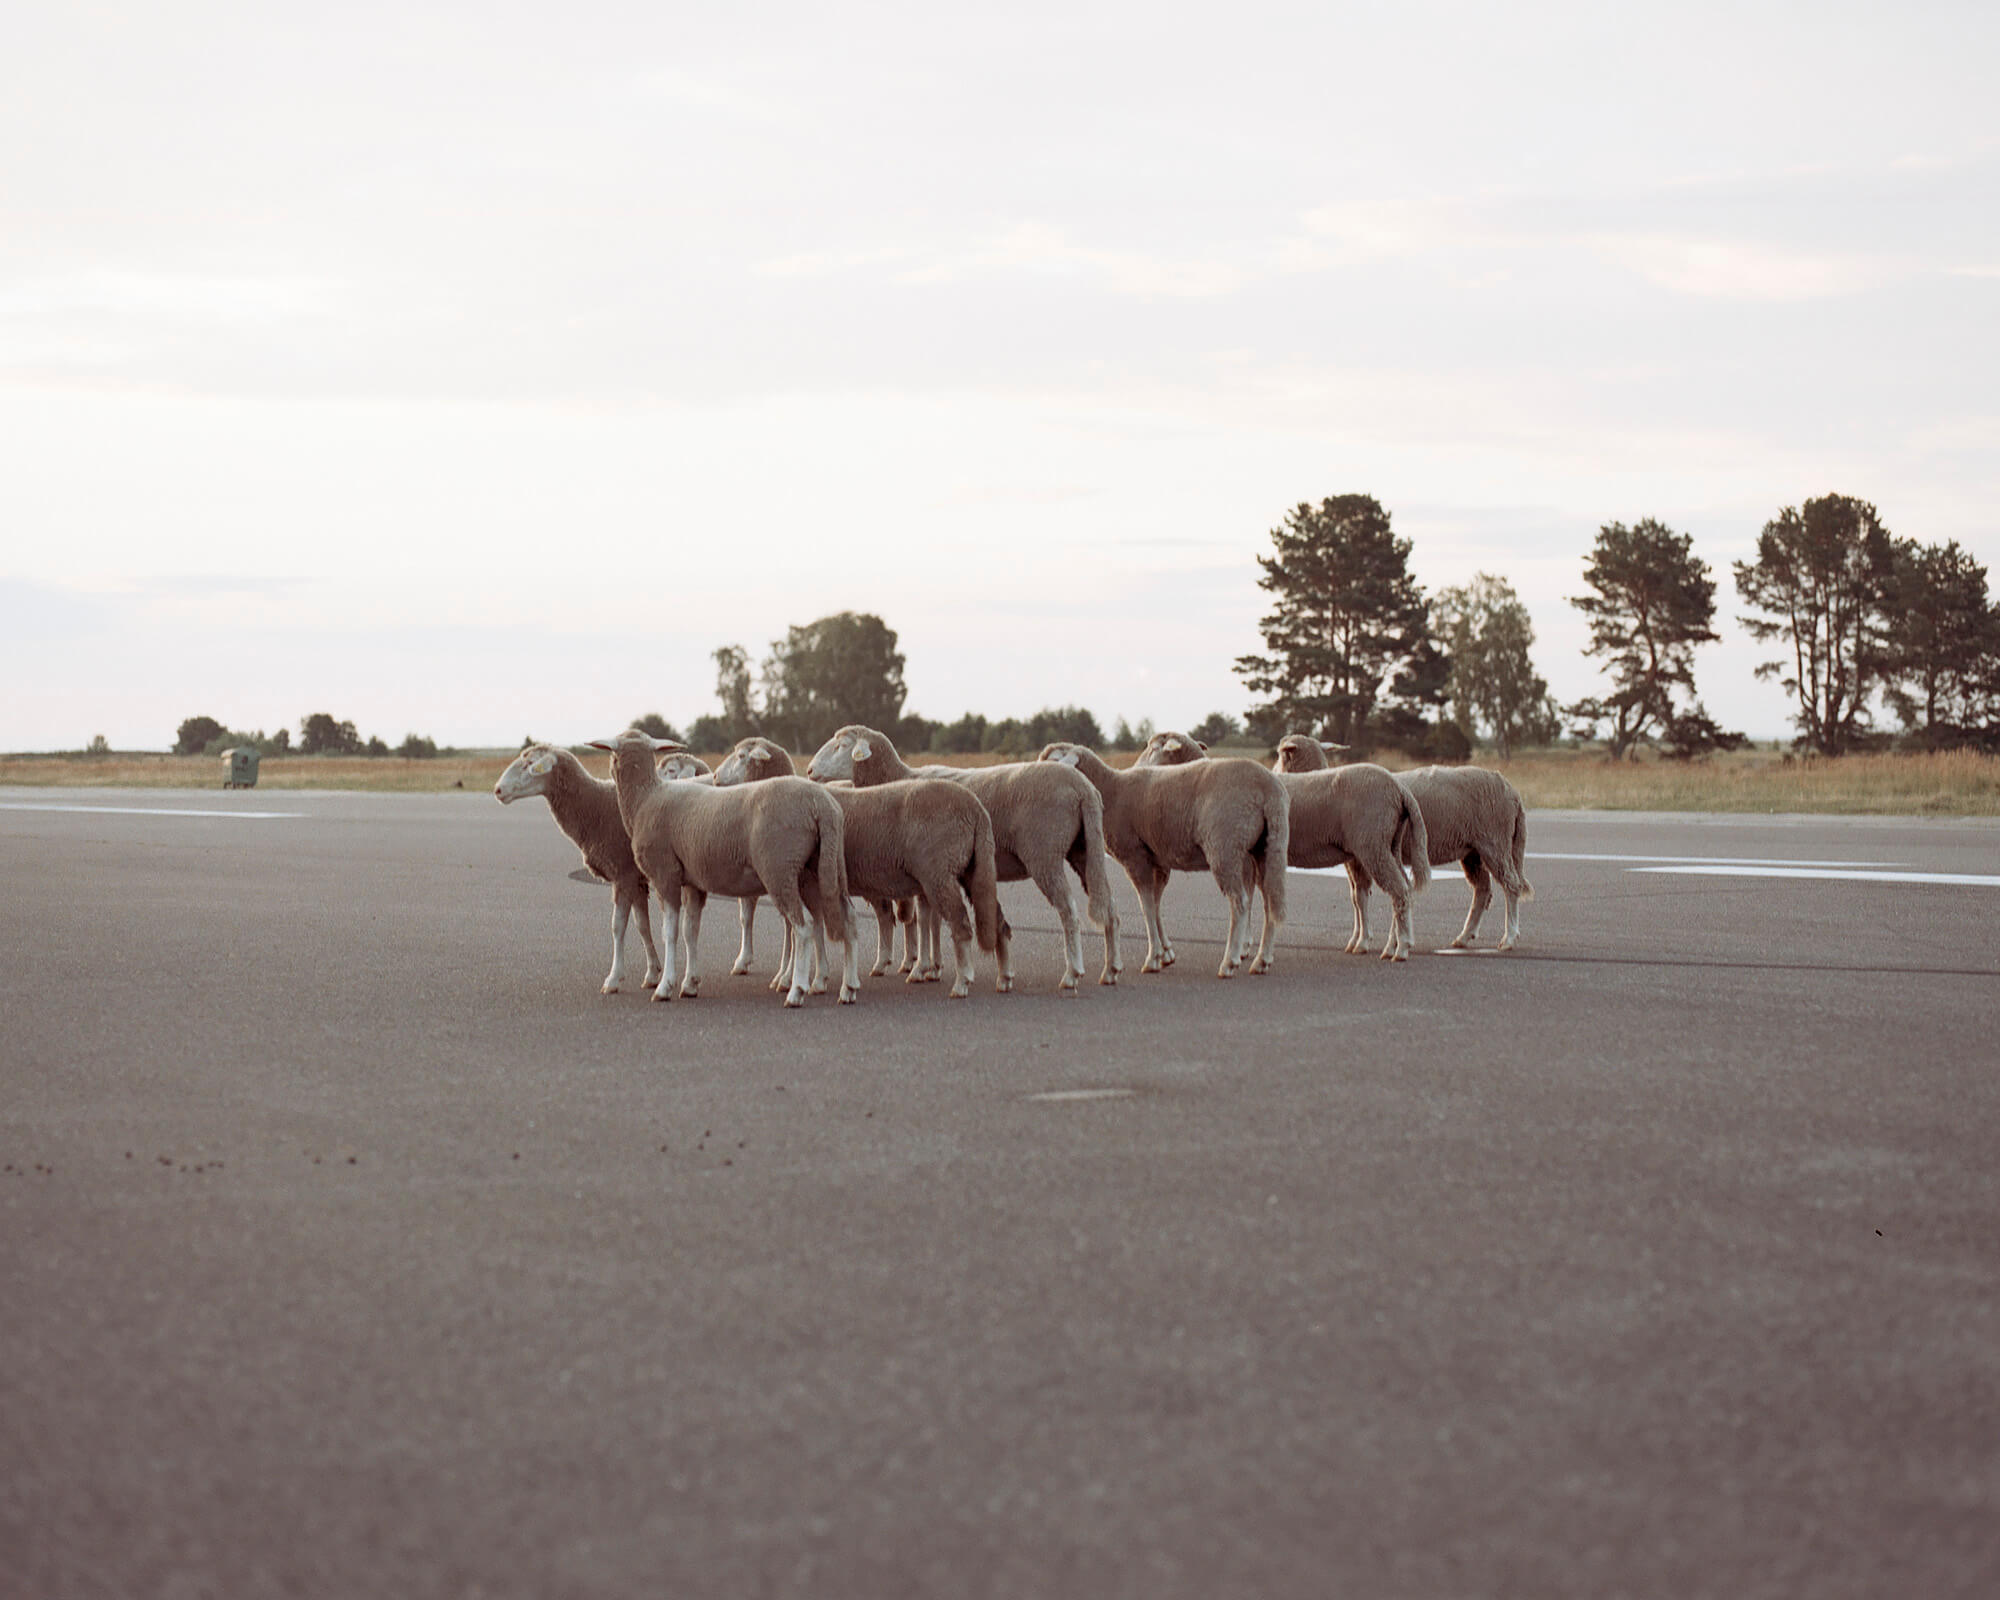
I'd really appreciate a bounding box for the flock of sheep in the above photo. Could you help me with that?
[494,724,1534,1006]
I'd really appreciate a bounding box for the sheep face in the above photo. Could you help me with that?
[494,745,561,804]
[657,753,710,781]
[806,729,864,783]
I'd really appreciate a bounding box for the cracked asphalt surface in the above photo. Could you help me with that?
[4,788,1998,1597]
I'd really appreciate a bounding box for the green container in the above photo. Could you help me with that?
[220,747,260,789]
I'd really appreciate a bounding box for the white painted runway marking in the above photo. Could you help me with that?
[0,802,304,819]
[1538,852,1905,868]
[1633,865,2000,887]
[1028,1088,1137,1103]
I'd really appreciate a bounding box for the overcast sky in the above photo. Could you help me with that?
[5,1,1996,749]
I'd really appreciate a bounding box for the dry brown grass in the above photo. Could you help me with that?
[7,744,2000,814]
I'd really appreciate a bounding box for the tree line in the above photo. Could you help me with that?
[1236,490,1998,760]
[164,492,1996,764]
[173,714,442,759]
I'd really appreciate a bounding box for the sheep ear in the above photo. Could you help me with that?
[648,736,682,752]
[586,740,616,751]
[749,742,770,761]
[529,753,556,775]
[1163,735,1183,751]
[851,737,872,762]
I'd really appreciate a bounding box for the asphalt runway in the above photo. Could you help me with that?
[4,785,1998,1597]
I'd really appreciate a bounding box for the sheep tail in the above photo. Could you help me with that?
[1079,787,1116,932]
[1260,787,1289,925]
[816,800,853,944]
[1509,802,1535,901]
[967,801,1001,953]
[1398,780,1432,893]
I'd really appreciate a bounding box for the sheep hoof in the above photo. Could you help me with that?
[995,974,1014,993]
[1099,970,1118,986]
[601,979,621,995]
[949,980,970,999]
[650,986,675,1003]
[729,960,751,976]
[1160,949,1177,967]
[782,990,806,1008]
[1140,957,1162,974]
[838,984,859,1004]
[1249,956,1271,974]
[680,980,700,997]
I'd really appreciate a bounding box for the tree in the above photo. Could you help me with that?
[396,733,439,759]
[1190,711,1241,746]
[1025,706,1105,749]
[759,612,907,750]
[1235,495,1429,746]
[1433,574,1550,760]
[931,713,989,754]
[175,715,225,755]
[1881,539,1998,750]
[1734,494,1896,756]
[712,646,757,743]
[630,712,684,743]
[299,712,362,755]
[1567,518,1741,759]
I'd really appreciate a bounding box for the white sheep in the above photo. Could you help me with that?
[805,726,1122,992]
[709,736,922,984]
[590,729,858,1006]
[1135,731,1430,960]
[1275,735,1533,949]
[821,779,1004,998]
[494,743,665,995]
[1036,741,1288,979]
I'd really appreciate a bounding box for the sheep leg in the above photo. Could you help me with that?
[1153,866,1178,967]
[629,884,664,990]
[1210,855,1253,978]
[676,889,708,997]
[603,888,633,995]
[651,890,682,1002]
[1344,863,1371,954]
[908,900,942,983]
[731,896,757,975]
[894,898,920,974]
[770,921,795,994]
[1027,858,1084,992]
[869,899,897,977]
[1499,884,1522,950]
[993,910,1014,994]
[1451,855,1492,947]
[836,917,860,1005]
[808,910,830,994]
[1131,863,1173,975]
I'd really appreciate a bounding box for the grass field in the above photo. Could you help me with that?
[6,745,2000,815]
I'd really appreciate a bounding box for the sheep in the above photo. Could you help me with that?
[493,743,666,995]
[1135,731,1430,960]
[590,729,857,1006]
[1036,742,1288,979]
[706,735,922,984]
[806,726,1122,992]
[1275,735,1533,949]
[820,779,1004,998]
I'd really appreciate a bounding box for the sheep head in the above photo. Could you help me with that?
[806,725,879,782]
[714,738,778,786]
[1133,731,1206,768]
[494,744,562,804]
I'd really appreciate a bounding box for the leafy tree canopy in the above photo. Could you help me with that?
[174,715,225,755]
[759,612,907,750]
[1234,494,1429,747]
[1734,493,1896,756]
[1568,517,1741,759]
[1434,573,1552,760]
[1882,538,1999,750]
[299,712,363,755]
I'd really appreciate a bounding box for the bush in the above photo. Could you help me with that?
[397,733,439,759]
